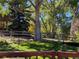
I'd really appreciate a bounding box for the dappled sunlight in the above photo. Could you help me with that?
[0,57,25,59]
[9,43,36,51]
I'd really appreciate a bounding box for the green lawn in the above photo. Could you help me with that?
[0,40,77,51]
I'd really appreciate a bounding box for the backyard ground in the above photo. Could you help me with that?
[0,36,78,59]
[0,36,77,51]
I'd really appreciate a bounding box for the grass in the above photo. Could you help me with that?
[0,36,77,51]
[0,40,77,51]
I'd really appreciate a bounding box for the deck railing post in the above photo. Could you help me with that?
[51,56,55,59]
[29,57,31,59]
[36,56,38,59]
[25,57,28,59]
[51,52,56,59]
[57,52,62,59]
[43,56,45,59]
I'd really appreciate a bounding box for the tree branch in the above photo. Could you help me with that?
[29,0,35,8]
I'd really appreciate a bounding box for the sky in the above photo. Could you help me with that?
[48,0,51,2]
[47,0,54,2]
[65,11,72,17]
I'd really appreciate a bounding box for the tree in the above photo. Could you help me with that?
[7,0,31,31]
[69,0,79,40]
[29,0,42,40]
[0,0,32,31]
[41,0,67,38]
[8,10,30,31]
[34,0,42,40]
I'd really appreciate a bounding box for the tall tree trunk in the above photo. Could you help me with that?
[70,18,79,40]
[70,1,79,40]
[34,0,42,40]
[70,19,75,38]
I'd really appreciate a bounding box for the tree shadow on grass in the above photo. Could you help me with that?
[20,41,62,51]
[0,41,20,51]
[0,40,77,51]
[20,41,77,51]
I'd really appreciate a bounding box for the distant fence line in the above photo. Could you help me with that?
[0,30,33,36]
[0,30,76,40]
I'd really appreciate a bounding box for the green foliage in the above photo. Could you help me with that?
[0,3,11,17]
[75,31,79,42]
[0,0,6,3]
[0,41,18,51]
[8,0,32,31]
[69,0,78,7]
[56,16,71,36]
[0,3,2,10]
[8,11,30,31]
[23,0,31,8]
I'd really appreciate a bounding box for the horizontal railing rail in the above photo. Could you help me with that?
[58,51,79,59]
[0,51,56,59]
[0,51,79,59]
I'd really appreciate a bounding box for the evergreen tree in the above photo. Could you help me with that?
[8,0,31,31]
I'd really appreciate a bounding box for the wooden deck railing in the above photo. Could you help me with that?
[0,51,56,59]
[0,51,79,59]
[58,51,79,59]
